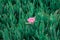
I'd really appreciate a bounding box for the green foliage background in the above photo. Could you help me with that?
[0,0,60,40]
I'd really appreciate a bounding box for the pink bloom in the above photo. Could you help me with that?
[27,17,35,24]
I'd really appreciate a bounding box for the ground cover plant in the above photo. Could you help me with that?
[0,0,60,40]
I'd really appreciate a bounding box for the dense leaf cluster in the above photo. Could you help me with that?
[0,0,60,40]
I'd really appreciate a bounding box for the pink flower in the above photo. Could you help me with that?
[27,17,35,24]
